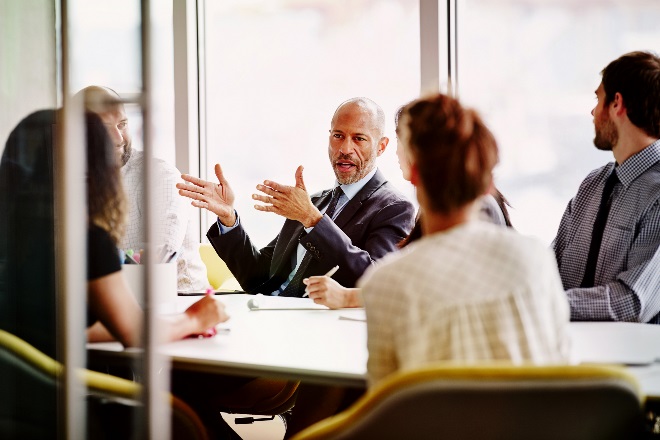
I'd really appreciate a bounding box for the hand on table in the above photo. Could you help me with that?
[303,276,362,309]
[184,295,230,336]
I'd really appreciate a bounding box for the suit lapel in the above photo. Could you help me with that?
[269,170,385,276]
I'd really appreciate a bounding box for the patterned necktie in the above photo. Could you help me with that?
[581,169,619,288]
[280,186,344,297]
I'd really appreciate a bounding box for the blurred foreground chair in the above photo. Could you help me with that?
[0,329,209,440]
[292,363,646,440]
[199,243,242,290]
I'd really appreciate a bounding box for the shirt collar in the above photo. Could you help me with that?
[335,167,378,201]
[615,139,660,187]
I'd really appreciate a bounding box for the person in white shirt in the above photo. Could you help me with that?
[360,93,571,388]
[79,86,209,291]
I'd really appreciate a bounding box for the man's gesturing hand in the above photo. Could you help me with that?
[177,163,237,226]
[252,165,323,228]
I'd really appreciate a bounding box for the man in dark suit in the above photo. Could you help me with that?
[178,97,416,296]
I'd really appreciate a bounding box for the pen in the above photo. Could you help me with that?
[303,265,339,298]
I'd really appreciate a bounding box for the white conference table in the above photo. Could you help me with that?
[87,294,660,394]
[89,294,369,387]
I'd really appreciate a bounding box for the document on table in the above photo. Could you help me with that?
[247,294,329,310]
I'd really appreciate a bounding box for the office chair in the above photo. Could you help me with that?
[199,243,242,290]
[0,329,209,440]
[292,363,646,440]
[195,245,300,429]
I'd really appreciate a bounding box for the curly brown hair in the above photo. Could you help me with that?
[399,94,499,215]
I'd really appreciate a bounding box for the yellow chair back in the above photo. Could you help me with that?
[0,329,210,440]
[292,363,645,440]
[199,243,240,290]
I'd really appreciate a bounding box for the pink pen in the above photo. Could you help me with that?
[187,288,219,339]
[204,287,217,337]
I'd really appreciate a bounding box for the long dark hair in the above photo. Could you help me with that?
[0,109,125,359]
[0,109,126,245]
[85,112,126,244]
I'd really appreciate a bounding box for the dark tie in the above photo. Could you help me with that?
[581,168,619,288]
[280,187,344,297]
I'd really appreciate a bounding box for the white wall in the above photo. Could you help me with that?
[0,0,57,154]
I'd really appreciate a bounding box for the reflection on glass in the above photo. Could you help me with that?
[69,0,174,164]
[459,0,660,243]
[204,0,420,246]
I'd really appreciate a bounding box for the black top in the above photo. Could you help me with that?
[87,225,122,326]
[0,109,123,435]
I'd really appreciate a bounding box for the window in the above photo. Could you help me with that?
[69,0,175,163]
[203,0,420,246]
[458,0,660,243]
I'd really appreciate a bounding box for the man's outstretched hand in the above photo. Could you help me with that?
[177,163,237,226]
[252,165,322,228]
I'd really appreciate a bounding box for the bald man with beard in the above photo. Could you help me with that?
[178,97,416,297]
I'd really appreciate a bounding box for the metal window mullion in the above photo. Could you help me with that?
[173,0,203,242]
[447,0,458,97]
[197,0,209,240]
[420,0,440,93]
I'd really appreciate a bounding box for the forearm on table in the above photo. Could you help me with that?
[159,313,206,342]
[344,288,364,308]
[87,321,117,343]
[566,282,642,322]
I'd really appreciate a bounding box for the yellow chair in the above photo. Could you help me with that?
[0,329,209,440]
[292,363,646,440]
[199,243,242,290]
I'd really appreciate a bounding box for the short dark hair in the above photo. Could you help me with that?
[601,51,660,138]
[400,94,498,215]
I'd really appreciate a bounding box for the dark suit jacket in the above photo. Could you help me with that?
[207,169,416,295]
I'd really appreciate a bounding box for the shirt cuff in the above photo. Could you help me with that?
[217,211,239,234]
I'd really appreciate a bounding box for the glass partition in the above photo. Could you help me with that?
[1,0,173,437]
[69,0,175,163]
[0,2,64,437]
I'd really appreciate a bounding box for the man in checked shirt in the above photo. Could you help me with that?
[553,51,660,324]
[78,86,209,291]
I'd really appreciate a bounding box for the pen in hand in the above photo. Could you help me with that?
[303,265,339,298]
